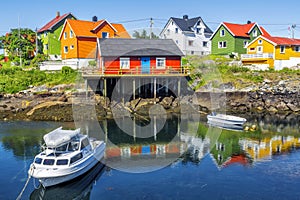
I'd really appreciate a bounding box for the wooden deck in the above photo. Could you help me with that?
[81,66,190,79]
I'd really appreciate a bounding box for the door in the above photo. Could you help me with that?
[141,57,150,74]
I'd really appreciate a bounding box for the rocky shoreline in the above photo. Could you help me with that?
[0,81,299,122]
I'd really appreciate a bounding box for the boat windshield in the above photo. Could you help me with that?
[68,141,80,152]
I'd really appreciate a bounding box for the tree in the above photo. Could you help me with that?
[0,28,41,65]
[132,29,159,39]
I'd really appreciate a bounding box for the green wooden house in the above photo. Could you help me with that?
[210,21,270,56]
[37,12,76,60]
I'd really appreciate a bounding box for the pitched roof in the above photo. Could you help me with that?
[63,19,131,38]
[38,13,75,33]
[222,22,270,38]
[171,16,213,34]
[111,23,131,38]
[263,35,300,45]
[97,38,184,57]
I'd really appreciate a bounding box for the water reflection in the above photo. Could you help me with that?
[30,162,105,200]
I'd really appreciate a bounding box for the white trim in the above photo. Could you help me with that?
[156,57,166,69]
[59,20,77,40]
[120,57,130,69]
[210,23,236,40]
[92,19,118,33]
[247,23,263,36]
[64,46,69,53]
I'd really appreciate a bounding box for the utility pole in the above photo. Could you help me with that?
[150,18,154,39]
[291,24,296,39]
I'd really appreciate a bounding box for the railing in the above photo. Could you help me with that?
[241,53,273,60]
[82,66,190,76]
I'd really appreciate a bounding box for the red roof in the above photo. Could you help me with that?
[223,22,270,38]
[263,35,300,45]
[38,13,74,33]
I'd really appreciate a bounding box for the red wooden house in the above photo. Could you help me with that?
[96,38,185,76]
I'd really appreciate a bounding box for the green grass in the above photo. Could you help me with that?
[0,64,78,94]
[185,55,300,90]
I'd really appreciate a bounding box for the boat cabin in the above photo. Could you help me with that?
[33,127,92,167]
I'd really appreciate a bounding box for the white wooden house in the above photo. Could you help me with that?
[160,15,213,56]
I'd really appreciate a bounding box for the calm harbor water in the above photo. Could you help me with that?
[1,113,300,200]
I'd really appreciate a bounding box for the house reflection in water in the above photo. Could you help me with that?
[239,136,300,162]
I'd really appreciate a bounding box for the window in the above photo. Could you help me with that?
[102,32,109,38]
[175,28,178,33]
[64,46,68,53]
[175,40,178,44]
[250,47,255,51]
[191,51,194,55]
[34,157,43,164]
[220,29,225,37]
[218,41,227,48]
[57,159,69,166]
[56,144,68,152]
[80,138,90,150]
[44,32,48,37]
[295,46,300,52]
[43,159,55,166]
[196,28,201,34]
[70,45,74,49]
[258,39,263,44]
[203,41,208,47]
[64,32,67,39]
[44,44,48,50]
[244,41,249,48]
[70,153,83,164]
[253,30,257,37]
[70,30,74,38]
[156,57,166,69]
[120,57,130,69]
[257,46,263,53]
[188,40,194,46]
[280,45,285,53]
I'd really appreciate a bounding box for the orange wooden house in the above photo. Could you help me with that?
[59,17,130,68]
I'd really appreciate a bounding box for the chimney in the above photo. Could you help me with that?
[56,11,60,17]
[247,20,252,24]
[183,15,188,20]
[92,16,98,22]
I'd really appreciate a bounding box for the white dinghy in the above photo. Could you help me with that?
[28,127,106,187]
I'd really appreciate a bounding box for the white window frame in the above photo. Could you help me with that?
[70,30,74,38]
[120,57,130,69]
[280,45,285,54]
[244,41,249,48]
[188,40,194,46]
[258,39,262,44]
[70,45,74,50]
[175,28,178,34]
[64,46,68,53]
[218,41,227,48]
[64,32,67,39]
[203,41,208,47]
[253,30,257,37]
[295,46,300,52]
[156,57,166,69]
[257,46,263,53]
[102,32,109,38]
[220,29,225,37]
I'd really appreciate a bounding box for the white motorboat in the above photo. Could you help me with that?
[28,127,106,188]
[207,113,247,126]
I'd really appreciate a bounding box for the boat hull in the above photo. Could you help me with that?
[207,114,246,126]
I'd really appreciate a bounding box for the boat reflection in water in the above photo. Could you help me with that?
[30,161,105,200]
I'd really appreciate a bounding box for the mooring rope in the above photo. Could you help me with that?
[16,165,34,200]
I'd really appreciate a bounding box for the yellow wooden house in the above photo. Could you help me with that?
[241,35,300,70]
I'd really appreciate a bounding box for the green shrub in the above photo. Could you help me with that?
[61,66,74,75]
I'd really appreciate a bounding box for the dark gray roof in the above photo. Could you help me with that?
[171,17,213,34]
[98,39,184,57]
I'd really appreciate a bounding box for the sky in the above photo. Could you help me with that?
[1,0,300,38]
